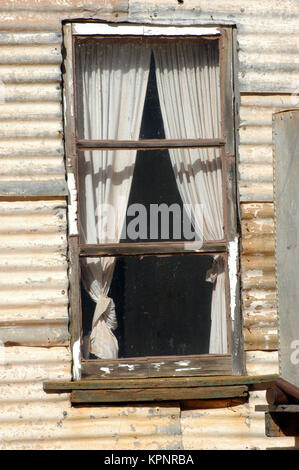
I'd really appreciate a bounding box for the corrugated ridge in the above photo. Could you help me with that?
[0,2,297,91]
[0,32,295,198]
[0,347,182,450]
[180,352,289,450]
[181,392,294,449]
[0,1,126,33]
[0,201,68,328]
[129,0,299,91]
[240,202,277,351]
[239,95,297,202]
[0,32,65,196]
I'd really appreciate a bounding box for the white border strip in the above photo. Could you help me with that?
[72,23,220,36]
[67,173,78,236]
[228,236,239,322]
[72,339,82,380]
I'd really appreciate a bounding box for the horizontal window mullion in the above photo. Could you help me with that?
[79,241,227,257]
[76,138,225,151]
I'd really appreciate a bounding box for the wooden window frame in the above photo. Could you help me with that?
[62,22,243,382]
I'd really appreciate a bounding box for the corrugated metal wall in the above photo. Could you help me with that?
[129,0,299,92]
[0,200,69,346]
[0,347,183,449]
[241,203,277,351]
[0,1,298,91]
[239,95,299,354]
[239,95,297,202]
[0,0,297,450]
[0,31,66,196]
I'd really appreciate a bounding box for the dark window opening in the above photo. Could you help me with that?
[110,255,213,357]
[82,254,214,359]
[124,53,195,243]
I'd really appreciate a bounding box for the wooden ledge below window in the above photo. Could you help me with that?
[43,374,278,404]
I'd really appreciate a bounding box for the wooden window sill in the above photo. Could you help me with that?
[43,374,278,404]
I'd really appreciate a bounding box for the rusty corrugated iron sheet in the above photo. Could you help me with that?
[241,203,277,351]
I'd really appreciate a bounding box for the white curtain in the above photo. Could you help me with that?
[153,41,227,353]
[77,42,151,358]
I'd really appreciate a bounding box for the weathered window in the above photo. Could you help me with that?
[63,23,240,381]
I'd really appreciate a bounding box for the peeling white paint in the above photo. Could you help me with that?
[175,367,202,372]
[248,289,274,300]
[67,172,78,236]
[99,367,111,374]
[228,237,239,322]
[72,339,81,380]
[118,364,136,371]
[265,329,277,335]
[245,269,263,278]
[152,362,165,370]
[174,360,190,367]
